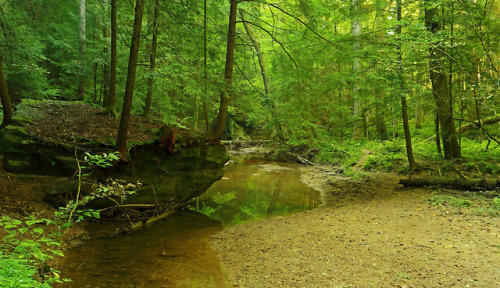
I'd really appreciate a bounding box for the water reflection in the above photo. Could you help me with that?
[193,159,321,227]
[58,158,320,287]
[58,211,224,288]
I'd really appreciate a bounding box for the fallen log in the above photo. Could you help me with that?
[456,115,500,134]
[128,200,194,231]
[399,178,499,190]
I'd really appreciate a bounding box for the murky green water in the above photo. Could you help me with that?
[193,159,321,227]
[59,158,320,287]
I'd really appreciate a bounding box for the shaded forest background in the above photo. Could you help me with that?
[0,0,498,173]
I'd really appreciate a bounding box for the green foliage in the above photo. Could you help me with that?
[0,216,68,287]
[0,152,136,287]
[61,152,137,224]
[0,253,51,288]
[427,191,500,216]
[82,152,120,170]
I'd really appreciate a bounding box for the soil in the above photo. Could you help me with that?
[22,100,163,145]
[211,166,500,287]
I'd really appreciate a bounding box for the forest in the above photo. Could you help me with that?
[0,0,499,287]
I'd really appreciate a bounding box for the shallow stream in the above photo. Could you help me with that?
[59,157,320,287]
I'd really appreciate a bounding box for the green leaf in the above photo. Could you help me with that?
[19,228,29,235]
[33,228,44,234]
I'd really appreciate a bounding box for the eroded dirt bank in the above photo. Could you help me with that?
[211,167,500,287]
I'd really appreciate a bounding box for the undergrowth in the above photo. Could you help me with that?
[312,136,499,177]
[0,152,135,287]
[427,190,500,216]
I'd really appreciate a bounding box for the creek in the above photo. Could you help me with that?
[58,155,321,288]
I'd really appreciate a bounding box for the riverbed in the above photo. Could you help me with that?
[58,157,320,287]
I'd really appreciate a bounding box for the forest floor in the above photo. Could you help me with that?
[1,159,499,288]
[1,102,499,287]
[211,165,500,287]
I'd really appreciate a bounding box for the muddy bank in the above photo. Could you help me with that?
[210,168,500,287]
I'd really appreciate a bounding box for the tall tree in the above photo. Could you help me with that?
[101,0,118,117]
[143,0,159,118]
[351,0,363,140]
[203,0,210,132]
[116,0,145,156]
[0,56,12,131]
[240,10,285,143]
[102,23,110,107]
[425,0,461,159]
[212,0,238,141]
[396,0,416,172]
[77,0,86,100]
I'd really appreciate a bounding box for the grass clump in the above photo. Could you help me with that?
[427,190,500,216]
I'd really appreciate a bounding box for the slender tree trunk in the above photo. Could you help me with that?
[143,0,159,118]
[374,87,388,140]
[116,0,145,156]
[240,10,285,143]
[425,0,461,159]
[396,0,416,172]
[415,93,422,129]
[203,0,210,133]
[93,49,98,103]
[352,0,363,140]
[77,0,86,101]
[0,56,12,131]
[435,111,442,155]
[392,105,397,139]
[101,0,118,117]
[212,0,238,141]
[102,24,110,107]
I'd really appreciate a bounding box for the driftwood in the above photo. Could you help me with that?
[399,178,499,190]
[128,200,194,231]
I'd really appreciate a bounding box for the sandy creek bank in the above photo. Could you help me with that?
[210,166,500,287]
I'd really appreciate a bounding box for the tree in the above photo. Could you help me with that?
[202,0,210,132]
[116,0,145,156]
[212,0,238,141]
[143,0,159,118]
[101,0,118,117]
[102,22,110,107]
[0,55,12,130]
[396,0,416,172]
[425,0,461,159]
[351,0,363,140]
[240,9,285,143]
[77,0,86,100]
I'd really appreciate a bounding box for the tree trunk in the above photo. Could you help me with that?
[212,0,238,141]
[396,0,416,173]
[116,0,145,156]
[240,10,285,143]
[392,105,397,139]
[101,0,118,117]
[203,0,210,133]
[77,0,86,101]
[143,0,159,118]
[415,93,422,129]
[102,24,110,107]
[351,0,363,140]
[435,111,442,155]
[93,57,98,103]
[0,56,13,131]
[373,85,388,140]
[425,0,461,159]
